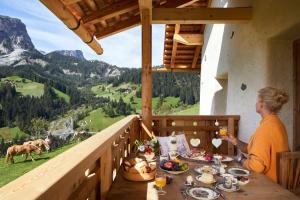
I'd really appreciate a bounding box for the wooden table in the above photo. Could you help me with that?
[107,159,299,200]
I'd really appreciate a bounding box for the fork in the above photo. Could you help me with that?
[213,184,227,200]
[180,188,188,200]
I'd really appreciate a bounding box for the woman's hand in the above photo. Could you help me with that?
[221,133,238,146]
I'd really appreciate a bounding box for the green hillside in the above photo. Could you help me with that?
[91,83,198,115]
[77,108,124,132]
[0,127,28,142]
[173,104,199,115]
[91,83,181,112]
[1,76,70,103]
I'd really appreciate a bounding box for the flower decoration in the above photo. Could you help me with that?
[135,138,159,155]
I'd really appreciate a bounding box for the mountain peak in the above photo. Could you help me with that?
[53,50,86,61]
[0,15,35,55]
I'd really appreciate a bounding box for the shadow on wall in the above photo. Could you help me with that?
[266,22,300,149]
[210,78,228,115]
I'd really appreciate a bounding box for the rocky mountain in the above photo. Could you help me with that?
[53,50,86,61]
[0,15,123,86]
[0,15,48,67]
[0,15,34,54]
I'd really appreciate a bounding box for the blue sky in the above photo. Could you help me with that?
[0,0,165,68]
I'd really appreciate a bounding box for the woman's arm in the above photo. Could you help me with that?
[234,139,248,154]
[243,132,271,173]
[221,134,248,153]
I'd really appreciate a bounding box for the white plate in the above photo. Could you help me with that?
[186,187,220,200]
[194,166,218,175]
[216,183,240,192]
[195,175,217,184]
[228,168,250,177]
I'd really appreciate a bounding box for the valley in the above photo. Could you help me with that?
[0,14,200,187]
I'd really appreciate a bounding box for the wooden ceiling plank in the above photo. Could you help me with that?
[95,15,140,39]
[191,46,201,68]
[82,0,138,25]
[173,33,203,45]
[153,7,252,24]
[170,24,180,68]
[85,0,98,11]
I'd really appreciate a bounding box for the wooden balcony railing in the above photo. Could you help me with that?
[152,115,240,155]
[0,114,239,200]
[0,115,141,200]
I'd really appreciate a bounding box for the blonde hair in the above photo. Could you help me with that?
[258,87,288,113]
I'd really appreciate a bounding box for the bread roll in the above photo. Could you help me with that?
[128,166,140,174]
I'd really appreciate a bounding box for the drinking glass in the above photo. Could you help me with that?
[219,126,228,136]
[155,172,167,195]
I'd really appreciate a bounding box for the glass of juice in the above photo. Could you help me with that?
[219,126,228,136]
[155,172,167,195]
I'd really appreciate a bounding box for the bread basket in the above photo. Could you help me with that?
[121,164,156,181]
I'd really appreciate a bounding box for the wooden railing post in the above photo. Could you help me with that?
[100,146,113,200]
[227,117,235,156]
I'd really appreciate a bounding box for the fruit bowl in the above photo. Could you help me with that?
[159,160,189,175]
[160,166,189,175]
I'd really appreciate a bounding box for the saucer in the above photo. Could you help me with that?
[216,183,240,192]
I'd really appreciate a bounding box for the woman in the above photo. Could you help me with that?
[223,87,289,182]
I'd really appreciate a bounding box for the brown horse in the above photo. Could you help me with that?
[24,139,50,152]
[6,144,41,163]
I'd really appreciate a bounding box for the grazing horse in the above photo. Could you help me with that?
[6,144,41,163]
[24,139,50,152]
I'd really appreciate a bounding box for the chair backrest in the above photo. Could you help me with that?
[277,151,300,194]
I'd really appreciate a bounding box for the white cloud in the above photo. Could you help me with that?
[0,0,165,68]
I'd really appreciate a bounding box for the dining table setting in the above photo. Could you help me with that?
[107,129,299,200]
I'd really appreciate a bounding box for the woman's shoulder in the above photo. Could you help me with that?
[257,115,287,137]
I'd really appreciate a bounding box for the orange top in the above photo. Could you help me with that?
[243,114,289,182]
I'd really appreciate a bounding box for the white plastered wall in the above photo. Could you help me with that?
[200,0,300,149]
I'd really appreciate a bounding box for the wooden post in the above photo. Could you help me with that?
[227,117,235,155]
[139,0,152,138]
[100,147,113,200]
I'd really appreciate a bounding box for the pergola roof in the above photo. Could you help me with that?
[40,0,251,73]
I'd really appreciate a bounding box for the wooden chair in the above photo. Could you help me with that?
[277,151,300,196]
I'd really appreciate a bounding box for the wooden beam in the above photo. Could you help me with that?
[173,33,203,45]
[159,0,200,8]
[164,63,200,68]
[191,46,201,68]
[153,68,200,73]
[152,7,252,24]
[82,0,139,25]
[40,0,103,55]
[95,15,140,39]
[170,24,180,68]
[139,0,152,136]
